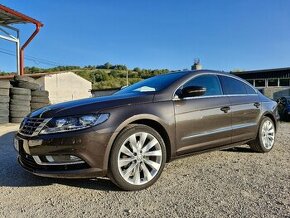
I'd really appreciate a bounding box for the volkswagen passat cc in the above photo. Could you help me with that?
[15,70,279,191]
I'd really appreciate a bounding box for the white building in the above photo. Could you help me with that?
[32,71,92,104]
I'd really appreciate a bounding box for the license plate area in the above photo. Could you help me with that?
[14,138,23,152]
[15,138,30,154]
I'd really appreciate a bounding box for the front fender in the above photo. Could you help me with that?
[99,101,175,173]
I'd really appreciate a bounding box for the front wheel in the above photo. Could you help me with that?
[249,117,276,153]
[109,124,166,191]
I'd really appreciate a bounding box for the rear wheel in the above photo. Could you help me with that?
[249,117,276,152]
[284,110,290,122]
[109,124,166,191]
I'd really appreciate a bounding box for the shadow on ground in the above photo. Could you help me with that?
[223,146,255,153]
[0,129,255,191]
[0,130,120,191]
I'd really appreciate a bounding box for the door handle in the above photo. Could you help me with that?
[220,106,230,113]
[254,102,261,108]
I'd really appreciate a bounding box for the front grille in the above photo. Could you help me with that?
[19,117,47,136]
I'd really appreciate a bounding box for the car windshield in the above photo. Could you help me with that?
[115,71,187,95]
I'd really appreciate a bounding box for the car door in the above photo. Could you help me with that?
[219,75,261,142]
[174,74,232,155]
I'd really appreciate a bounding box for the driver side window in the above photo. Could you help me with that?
[182,74,223,97]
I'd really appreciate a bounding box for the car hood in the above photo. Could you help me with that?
[29,93,154,118]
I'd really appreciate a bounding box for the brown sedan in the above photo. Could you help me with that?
[15,70,279,190]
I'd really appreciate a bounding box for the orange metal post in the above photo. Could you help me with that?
[20,24,41,75]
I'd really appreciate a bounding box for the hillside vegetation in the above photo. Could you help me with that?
[0,63,170,89]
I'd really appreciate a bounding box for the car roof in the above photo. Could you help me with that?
[173,69,241,80]
[170,69,229,75]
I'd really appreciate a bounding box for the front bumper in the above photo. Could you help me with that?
[15,126,113,179]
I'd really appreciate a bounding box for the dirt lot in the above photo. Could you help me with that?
[0,122,289,217]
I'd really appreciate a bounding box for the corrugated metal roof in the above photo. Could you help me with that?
[232,67,290,79]
[0,9,28,25]
[0,4,43,26]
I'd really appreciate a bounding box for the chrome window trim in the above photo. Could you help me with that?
[172,72,258,100]
[173,93,258,101]
[173,94,224,101]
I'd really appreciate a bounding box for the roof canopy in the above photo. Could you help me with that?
[0,4,43,26]
[0,4,43,75]
[232,67,290,79]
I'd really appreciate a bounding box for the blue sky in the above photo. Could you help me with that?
[0,0,290,72]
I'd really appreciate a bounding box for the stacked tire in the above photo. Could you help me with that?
[0,80,10,124]
[31,90,50,111]
[10,87,31,123]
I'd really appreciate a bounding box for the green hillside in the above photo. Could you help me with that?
[0,64,170,90]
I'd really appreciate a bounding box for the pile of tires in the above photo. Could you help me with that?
[9,75,50,123]
[0,80,10,124]
[13,75,41,91]
[10,87,31,123]
[31,90,50,111]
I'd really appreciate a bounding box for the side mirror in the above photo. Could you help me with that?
[179,86,206,98]
[277,98,286,105]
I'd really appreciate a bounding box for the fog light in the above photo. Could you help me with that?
[45,155,84,163]
[14,138,19,152]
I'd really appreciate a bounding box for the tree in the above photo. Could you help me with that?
[133,67,141,72]
[104,62,112,69]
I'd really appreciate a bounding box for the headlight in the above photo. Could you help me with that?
[39,113,109,134]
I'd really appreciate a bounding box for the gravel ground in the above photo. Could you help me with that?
[0,122,289,217]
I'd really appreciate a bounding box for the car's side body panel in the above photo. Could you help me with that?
[228,95,261,142]
[174,96,232,154]
[99,100,176,172]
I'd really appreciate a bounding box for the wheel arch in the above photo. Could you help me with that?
[262,112,277,132]
[103,114,173,174]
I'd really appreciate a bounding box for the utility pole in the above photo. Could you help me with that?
[126,70,129,86]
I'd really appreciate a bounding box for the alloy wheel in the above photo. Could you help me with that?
[261,120,275,149]
[117,132,162,185]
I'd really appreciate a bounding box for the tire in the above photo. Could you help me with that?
[249,117,276,153]
[10,87,31,95]
[0,116,9,124]
[10,110,30,118]
[283,110,290,122]
[31,96,49,104]
[11,94,31,101]
[31,107,47,111]
[109,124,166,191]
[10,117,24,123]
[31,103,49,109]
[0,88,9,96]
[10,104,31,111]
[0,80,10,89]
[14,75,35,83]
[0,96,9,103]
[17,81,40,91]
[31,90,49,97]
[10,99,31,107]
[0,103,9,110]
[0,108,9,115]
[31,108,39,112]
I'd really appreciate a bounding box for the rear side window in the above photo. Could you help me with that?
[244,83,257,94]
[219,76,248,95]
[183,74,222,96]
